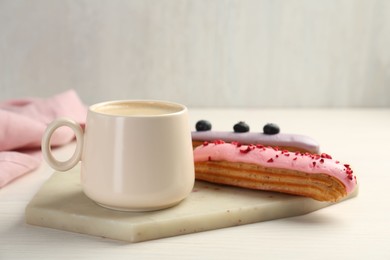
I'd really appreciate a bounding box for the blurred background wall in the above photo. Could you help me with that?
[1,0,389,107]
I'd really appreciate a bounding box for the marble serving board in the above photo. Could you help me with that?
[25,166,357,243]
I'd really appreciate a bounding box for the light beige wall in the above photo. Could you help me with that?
[1,0,389,107]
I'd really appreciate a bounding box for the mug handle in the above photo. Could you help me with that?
[41,118,84,171]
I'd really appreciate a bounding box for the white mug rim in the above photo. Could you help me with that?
[89,99,187,118]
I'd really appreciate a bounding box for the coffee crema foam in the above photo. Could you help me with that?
[93,102,183,116]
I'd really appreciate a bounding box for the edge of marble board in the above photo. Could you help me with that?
[25,167,358,243]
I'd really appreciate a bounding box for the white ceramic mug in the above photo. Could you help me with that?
[41,100,195,211]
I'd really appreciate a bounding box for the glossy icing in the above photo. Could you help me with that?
[194,141,357,194]
[192,131,320,154]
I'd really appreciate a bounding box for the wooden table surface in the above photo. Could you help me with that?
[1,108,389,260]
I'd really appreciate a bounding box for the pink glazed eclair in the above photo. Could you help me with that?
[193,141,357,202]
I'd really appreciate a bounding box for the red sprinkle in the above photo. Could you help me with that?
[240,144,256,154]
[203,141,209,146]
[231,141,242,147]
[240,147,251,153]
[320,153,332,159]
[213,140,225,145]
[320,159,324,164]
[293,157,297,161]
[208,156,212,161]
[267,158,274,163]
[342,164,355,181]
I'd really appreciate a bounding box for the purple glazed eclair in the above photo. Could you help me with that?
[192,120,320,154]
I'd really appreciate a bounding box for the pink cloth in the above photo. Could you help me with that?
[0,90,87,188]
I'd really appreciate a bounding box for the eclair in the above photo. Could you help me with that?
[192,120,320,154]
[193,140,357,202]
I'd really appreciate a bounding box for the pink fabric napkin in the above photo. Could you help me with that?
[0,89,87,188]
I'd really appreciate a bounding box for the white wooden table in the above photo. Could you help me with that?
[1,108,389,259]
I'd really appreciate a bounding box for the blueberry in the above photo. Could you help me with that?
[233,121,250,133]
[263,123,280,135]
[195,120,212,131]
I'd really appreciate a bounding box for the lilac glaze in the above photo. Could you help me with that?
[192,131,320,153]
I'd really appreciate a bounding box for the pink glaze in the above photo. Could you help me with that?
[191,131,320,154]
[194,141,357,194]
